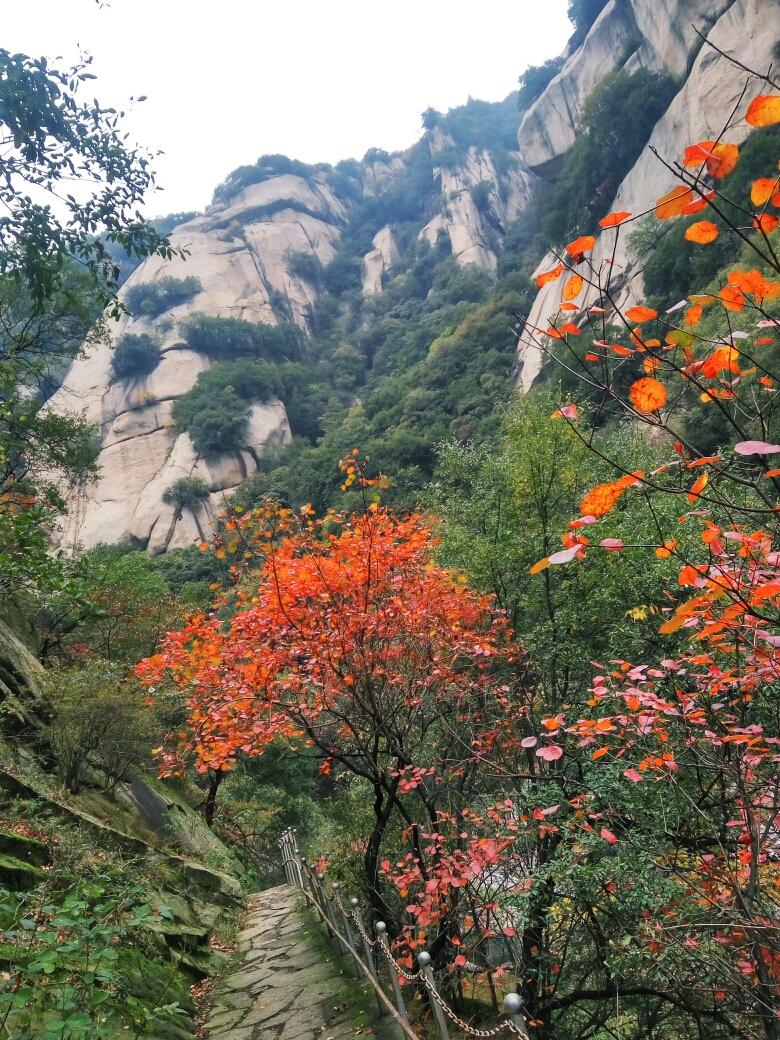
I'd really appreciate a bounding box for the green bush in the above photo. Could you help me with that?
[110,333,161,381]
[171,359,283,456]
[542,69,676,245]
[180,313,304,363]
[517,57,564,112]
[162,476,211,511]
[568,0,611,45]
[124,275,201,318]
[287,250,322,284]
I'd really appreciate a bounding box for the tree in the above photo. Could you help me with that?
[162,476,211,542]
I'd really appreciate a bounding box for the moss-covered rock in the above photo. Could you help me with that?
[0,853,46,889]
[0,828,49,867]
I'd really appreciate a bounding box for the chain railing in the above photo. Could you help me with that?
[279,828,529,1040]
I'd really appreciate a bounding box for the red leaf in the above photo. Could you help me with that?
[600,828,618,844]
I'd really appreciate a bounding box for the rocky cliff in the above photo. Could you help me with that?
[516,0,780,389]
[50,123,534,553]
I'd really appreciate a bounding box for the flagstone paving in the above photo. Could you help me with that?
[205,885,403,1040]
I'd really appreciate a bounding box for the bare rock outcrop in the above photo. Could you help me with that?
[362,225,401,294]
[517,0,777,389]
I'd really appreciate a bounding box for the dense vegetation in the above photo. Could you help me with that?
[110,333,161,381]
[124,274,201,318]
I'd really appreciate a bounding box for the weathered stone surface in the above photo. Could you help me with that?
[517,0,737,179]
[362,225,401,294]
[517,0,779,389]
[205,885,402,1040]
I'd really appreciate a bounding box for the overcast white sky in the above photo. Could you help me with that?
[4,0,571,216]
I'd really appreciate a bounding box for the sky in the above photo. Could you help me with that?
[4,0,571,217]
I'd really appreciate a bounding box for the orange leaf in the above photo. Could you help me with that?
[656,186,694,219]
[546,326,564,339]
[566,235,596,256]
[560,322,581,335]
[530,558,550,575]
[559,302,578,311]
[537,263,565,288]
[659,613,688,634]
[685,221,718,244]
[687,471,709,503]
[563,273,584,301]
[681,190,715,215]
[581,482,626,518]
[719,286,745,311]
[630,377,667,412]
[751,178,779,206]
[625,306,658,323]
[754,213,779,233]
[679,565,699,585]
[656,540,676,558]
[599,210,631,228]
[592,747,610,760]
[746,95,780,127]
[611,344,633,356]
[707,143,739,178]
[702,345,740,378]
[643,356,660,373]
[686,304,703,326]
[683,141,716,168]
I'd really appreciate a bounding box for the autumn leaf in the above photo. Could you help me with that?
[734,440,780,455]
[536,745,564,762]
[681,190,715,215]
[625,306,658,323]
[599,210,631,228]
[656,540,676,558]
[685,221,718,244]
[687,471,709,503]
[563,273,584,300]
[656,186,694,219]
[706,142,739,178]
[530,558,550,575]
[702,345,740,378]
[565,235,596,256]
[630,377,667,412]
[600,538,624,552]
[600,828,618,844]
[683,141,716,168]
[624,769,643,782]
[686,304,703,326]
[754,213,779,233]
[751,178,779,206]
[746,94,780,127]
[581,482,626,517]
[560,322,581,335]
[551,404,578,420]
[537,263,564,288]
[719,286,745,311]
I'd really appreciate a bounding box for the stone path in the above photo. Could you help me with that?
[205,885,403,1040]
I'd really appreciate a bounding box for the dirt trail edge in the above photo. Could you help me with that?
[205,885,404,1040]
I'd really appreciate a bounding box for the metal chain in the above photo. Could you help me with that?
[282,834,525,1040]
[420,973,523,1038]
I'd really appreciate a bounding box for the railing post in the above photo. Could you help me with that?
[376,922,409,1025]
[352,899,385,1016]
[314,874,335,939]
[322,879,346,952]
[332,883,355,963]
[299,856,310,892]
[418,952,450,1040]
[504,993,529,1039]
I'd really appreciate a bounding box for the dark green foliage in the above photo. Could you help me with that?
[0,49,172,312]
[213,154,321,201]
[322,252,364,296]
[643,124,780,307]
[543,70,676,245]
[124,275,201,318]
[568,0,611,45]
[171,359,283,456]
[517,58,564,112]
[181,313,305,363]
[162,476,211,510]
[436,94,521,156]
[110,333,161,381]
[421,107,441,131]
[287,251,322,285]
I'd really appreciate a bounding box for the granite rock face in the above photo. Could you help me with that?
[516,0,777,390]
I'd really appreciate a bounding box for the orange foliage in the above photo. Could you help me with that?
[630,376,667,412]
[685,221,718,244]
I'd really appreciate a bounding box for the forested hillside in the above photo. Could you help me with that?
[7,1,780,1038]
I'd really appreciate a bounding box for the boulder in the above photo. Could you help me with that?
[362,226,401,294]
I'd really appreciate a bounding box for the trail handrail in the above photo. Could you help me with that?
[279,828,529,1040]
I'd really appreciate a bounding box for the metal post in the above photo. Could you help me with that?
[352,899,385,1016]
[333,884,361,976]
[504,994,529,1039]
[299,856,310,892]
[418,952,450,1040]
[330,883,350,958]
[377,922,408,1025]
[280,831,293,885]
[323,880,346,953]
[315,875,335,939]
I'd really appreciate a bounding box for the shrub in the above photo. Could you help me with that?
[568,0,610,45]
[124,275,201,318]
[171,359,283,456]
[110,333,161,381]
[180,313,305,363]
[517,57,564,112]
[287,250,322,284]
[542,69,676,244]
[162,476,211,511]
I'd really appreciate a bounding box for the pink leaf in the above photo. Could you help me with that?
[454,955,467,967]
[521,736,538,748]
[536,745,564,762]
[735,440,780,455]
[569,515,597,528]
[548,547,580,565]
[600,538,624,552]
[560,404,578,419]
[600,828,618,844]
[623,768,643,783]
[502,926,517,937]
